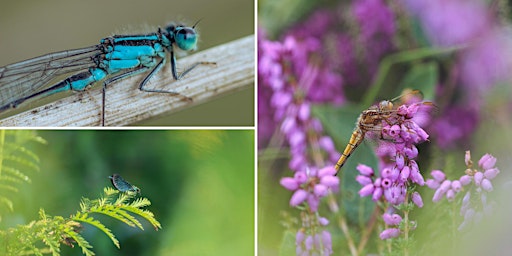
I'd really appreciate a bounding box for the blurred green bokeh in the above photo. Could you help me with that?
[1,130,254,256]
[0,0,254,126]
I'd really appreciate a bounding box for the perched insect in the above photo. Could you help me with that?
[109,173,140,194]
[334,90,435,174]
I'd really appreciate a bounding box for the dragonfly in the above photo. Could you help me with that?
[0,21,216,126]
[334,90,434,174]
[109,173,140,194]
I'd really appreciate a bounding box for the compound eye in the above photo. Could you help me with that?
[175,28,198,51]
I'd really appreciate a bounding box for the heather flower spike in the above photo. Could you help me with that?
[335,89,434,174]
[427,151,500,231]
[109,174,141,194]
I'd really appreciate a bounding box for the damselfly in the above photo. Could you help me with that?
[0,21,215,126]
[334,90,434,174]
[109,173,140,194]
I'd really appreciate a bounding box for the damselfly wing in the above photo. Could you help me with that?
[109,173,140,194]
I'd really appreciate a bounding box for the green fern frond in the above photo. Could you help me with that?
[129,197,151,208]
[3,166,32,182]
[0,131,45,219]
[38,208,48,221]
[123,206,162,230]
[0,196,14,211]
[113,192,132,206]
[104,187,119,196]
[62,228,95,256]
[0,184,19,193]
[41,233,61,256]
[88,205,139,228]
[3,156,40,172]
[10,145,41,163]
[72,212,120,248]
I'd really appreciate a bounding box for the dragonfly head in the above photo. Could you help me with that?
[164,23,198,51]
[378,100,393,111]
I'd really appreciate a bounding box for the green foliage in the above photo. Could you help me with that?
[0,130,161,255]
[0,130,46,220]
[0,187,161,256]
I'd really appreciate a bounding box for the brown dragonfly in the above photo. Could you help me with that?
[334,90,434,174]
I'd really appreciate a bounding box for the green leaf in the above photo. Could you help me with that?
[313,104,377,223]
[398,62,438,101]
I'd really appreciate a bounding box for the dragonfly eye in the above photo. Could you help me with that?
[174,27,198,51]
[379,101,393,110]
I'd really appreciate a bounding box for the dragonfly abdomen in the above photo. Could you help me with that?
[335,128,365,174]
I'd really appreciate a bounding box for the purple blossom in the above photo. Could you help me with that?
[296,226,333,255]
[352,0,396,75]
[428,151,500,231]
[356,100,432,206]
[404,0,490,47]
[281,166,339,211]
[430,106,479,149]
[380,228,401,240]
[383,213,402,226]
[411,191,424,208]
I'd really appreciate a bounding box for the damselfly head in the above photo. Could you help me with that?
[164,22,198,51]
[109,174,140,194]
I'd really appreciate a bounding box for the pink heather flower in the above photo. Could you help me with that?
[321,231,333,255]
[296,230,305,245]
[384,185,406,205]
[281,177,299,191]
[372,187,383,201]
[357,164,374,176]
[307,195,320,212]
[314,184,329,197]
[478,154,497,170]
[429,151,500,231]
[412,191,424,208]
[318,166,337,177]
[290,189,308,206]
[451,180,462,193]
[474,172,484,186]
[380,228,401,240]
[356,175,373,185]
[481,179,493,192]
[320,176,340,188]
[460,175,472,185]
[432,188,445,203]
[426,179,440,189]
[431,170,446,182]
[410,168,425,186]
[446,189,455,202]
[359,183,375,197]
[383,213,402,226]
[399,166,410,182]
[318,217,329,226]
[484,168,499,180]
[438,180,452,193]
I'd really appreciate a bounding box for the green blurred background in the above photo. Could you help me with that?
[0,130,254,255]
[0,0,254,126]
